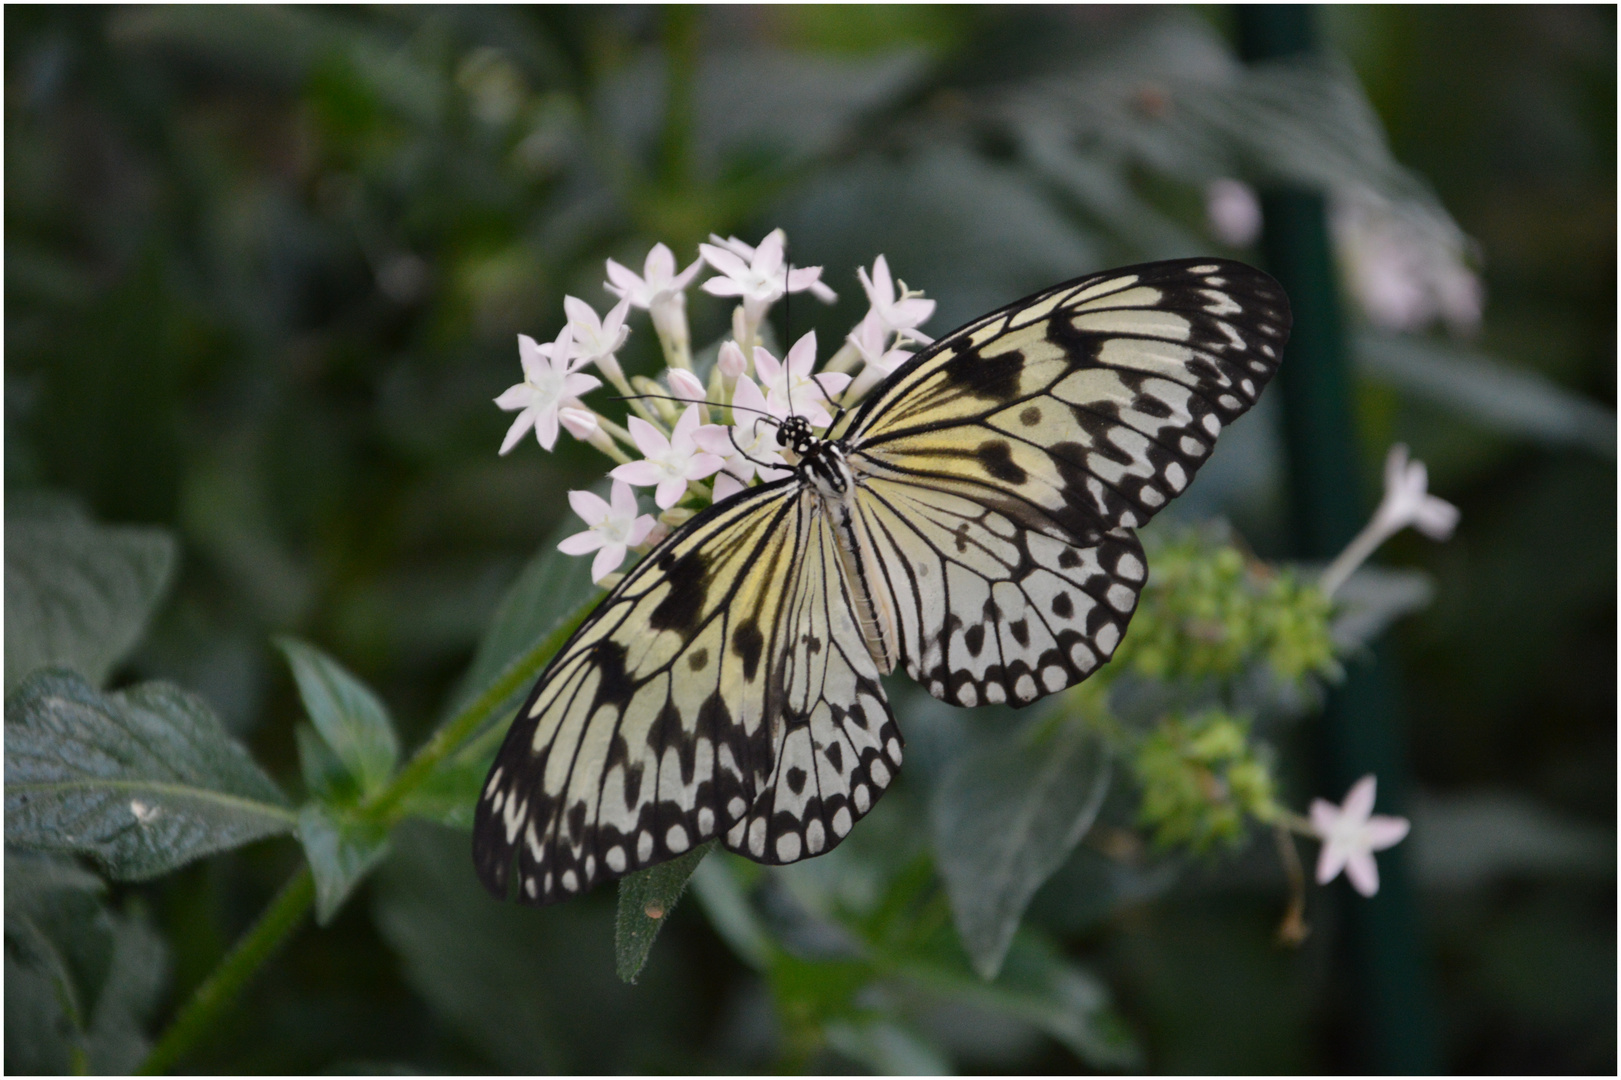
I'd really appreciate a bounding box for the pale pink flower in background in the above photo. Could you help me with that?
[610,405,725,509]
[1318,443,1461,598]
[1310,775,1411,898]
[753,331,850,428]
[858,255,935,341]
[1333,196,1484,337]
[700,229,836,325]
[1206,178,1263,247]
[564,295,632,378]
[605,242,703,313]
[556,481,656,583]
[694,377,789,501]
[495,328,601,453]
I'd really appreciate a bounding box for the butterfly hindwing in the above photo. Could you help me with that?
[841,258,1289,706]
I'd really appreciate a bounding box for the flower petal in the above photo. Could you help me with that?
[568,488,610,524]
[494,383,535,411]
[1344,851,1381,897]
[610,460,665,487]
[712,471,745,502]
[609,479,641,520]
[625,416,671,459]
[499,409,536,455]
[535,407,560,450]
[655,476,688,510]
[1342,775,1378,824]
[557,529,606,555]
[628,513,656,547]
[1363,815,1412,851]
[591,543,627,583]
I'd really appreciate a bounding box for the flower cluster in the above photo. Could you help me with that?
[496,228,936,583]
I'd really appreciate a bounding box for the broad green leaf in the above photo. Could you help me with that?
[4,851,169,1075]
[1356,331,1617,458]
[614,840,716,984]
[296,804,391,925]
[5,671,296,880]
[4,499,177,693]
[824,1017,951,1075]
[897,931,1141,1072]
[295,721,356,804]
[931,712,1111,980]
[276,638,399,795]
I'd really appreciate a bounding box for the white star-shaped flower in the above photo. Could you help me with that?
[858,254,935,341]
[555,481,657,583]
[1374,444,1460,541]
[1310,775,1412,897]
[847,310,917,375]
[694,377,790,501]
[563,295,632,375]
[495,327,601,453]
[752,331,851,428]
[700,229,836,323]
[609,405,725,509]
[604,242,703,312]
[705,231,838,304]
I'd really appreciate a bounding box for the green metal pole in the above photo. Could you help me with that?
[1236,6,1442,1074]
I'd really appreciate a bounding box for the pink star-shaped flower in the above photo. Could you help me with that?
[555,480,656,583]
[1310,775,1412,897]
[858,254,935,341]
[495,327,601,453]
[752,331,850,428]
[609,405,725,509]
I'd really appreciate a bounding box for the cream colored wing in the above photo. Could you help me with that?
[840,258,1290,707]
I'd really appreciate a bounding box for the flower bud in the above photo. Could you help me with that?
[667,367,707,403]
[717,340,747,379]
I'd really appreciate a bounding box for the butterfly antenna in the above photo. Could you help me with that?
[783,250,796,421]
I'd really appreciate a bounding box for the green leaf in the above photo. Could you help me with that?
[898,931,1141,1072]
[5,670,297,880]
[295,721,357,804]
[824,1017,951,1075]
[931,711,1111,980]
[275,638,399,795]
[614,840,716,984]
[4,498,177,693]
[4,851,169,1075]
[296,804,392,925]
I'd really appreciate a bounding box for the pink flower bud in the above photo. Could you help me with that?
[558,406,599,442]
[717,341,747,378]
[667,367,707,403]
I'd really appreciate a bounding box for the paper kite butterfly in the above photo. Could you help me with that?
[474,258,1291,904]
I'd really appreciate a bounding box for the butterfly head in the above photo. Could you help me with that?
[778,414,819,457]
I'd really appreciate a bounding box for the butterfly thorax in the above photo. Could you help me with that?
[781,415,854,499]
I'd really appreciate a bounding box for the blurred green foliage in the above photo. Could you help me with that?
[5,5,1613,1075]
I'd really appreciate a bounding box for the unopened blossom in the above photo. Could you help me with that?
[1310,775,1411,898]
[564,295,632,381]
[700,230,836,332]
[858,254,935,341]
[716,340,748,379]
[610,405,725,509]
[753,331,851,428]
[694,377,789,501]
[556,481,657,583]
[706,231,837,303]
[1206,178,1263,247]
[496,328,601,453]
[666,367,708,404]
[1319,443,1460,598]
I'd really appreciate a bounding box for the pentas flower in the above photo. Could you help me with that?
[700,229,835,330]
[610,405,725,509]
[858,254,935,341]
[605,242,703,314]
[1318,443,1461,598]
[694,376,789,501]
[556,481,657,583]
[753,331,850,428]
[496,328,601,453]
[1310,775,1411,897]
[844,312,919,405]
[564,295,632,381]
[706,231,837,303]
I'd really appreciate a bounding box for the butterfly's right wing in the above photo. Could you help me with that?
[474,481,803,905]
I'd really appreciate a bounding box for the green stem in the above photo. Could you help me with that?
[138,597,600,1072]
[138,868,315,1075]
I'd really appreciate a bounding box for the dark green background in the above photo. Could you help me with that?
[7,5,1614,1073]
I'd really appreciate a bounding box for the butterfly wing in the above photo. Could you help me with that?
[474,480,903,903]
[841,258,1290,707]
[729,487,903,865]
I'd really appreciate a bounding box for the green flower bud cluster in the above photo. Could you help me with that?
[1132,710,1278,852]
[1113,532,1337,688]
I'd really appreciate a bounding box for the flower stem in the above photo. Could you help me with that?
[1317,515,1394,599]
[138,868,315,1075]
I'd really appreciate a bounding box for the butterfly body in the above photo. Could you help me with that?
[475,258,1290,904]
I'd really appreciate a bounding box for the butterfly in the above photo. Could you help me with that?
[474,257,1290,904]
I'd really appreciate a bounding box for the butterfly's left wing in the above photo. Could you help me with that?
[839,258,1290,707]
